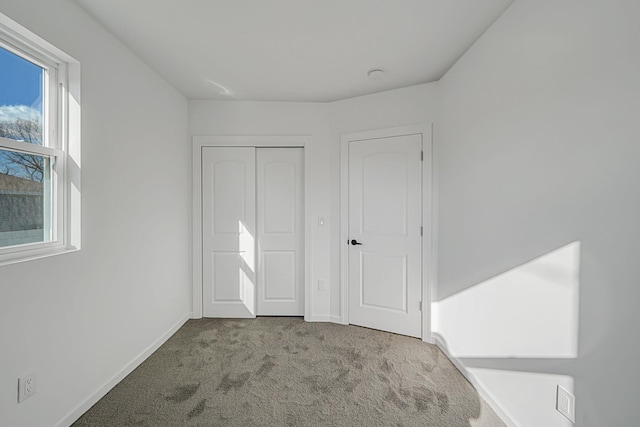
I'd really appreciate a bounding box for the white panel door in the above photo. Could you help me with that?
[256,148,304,315]
[348,134,422,337]
[202,147,256,318]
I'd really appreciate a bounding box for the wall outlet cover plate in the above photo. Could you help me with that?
[556,385,575,423]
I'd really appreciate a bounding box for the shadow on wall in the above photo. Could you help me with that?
[433,241,580,426]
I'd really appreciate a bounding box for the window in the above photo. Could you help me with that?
[0,14,80,265]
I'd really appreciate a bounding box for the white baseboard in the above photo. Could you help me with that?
[434,337,521,427]
[329,315,345,324]
[54,312,192,427]
[305,314,332,322]
[305,314,345,324]
[303,315,348,324]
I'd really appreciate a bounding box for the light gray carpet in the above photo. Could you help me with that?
[73,318,505,426]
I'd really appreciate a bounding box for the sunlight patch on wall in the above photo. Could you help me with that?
[433,241,580,358]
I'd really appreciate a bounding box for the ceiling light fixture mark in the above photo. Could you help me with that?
[204,78,233,96]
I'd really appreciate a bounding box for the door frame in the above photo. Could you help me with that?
[340,124,434,343]
[192,135,312,319]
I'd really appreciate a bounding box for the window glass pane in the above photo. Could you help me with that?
[0,45,44,145]
[0,148,51,248]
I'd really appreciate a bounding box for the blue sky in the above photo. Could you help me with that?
[0,45,43,111]
[0,46,44,180]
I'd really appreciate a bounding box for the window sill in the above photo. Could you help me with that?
[0,245,79,268]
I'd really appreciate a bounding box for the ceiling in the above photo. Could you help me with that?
[73,0,514,102]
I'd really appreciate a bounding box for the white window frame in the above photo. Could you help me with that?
[0,13,81,266]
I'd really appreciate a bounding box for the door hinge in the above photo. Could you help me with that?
[420,151,424,161]
[420,226,423,236]
[419,301,423,311]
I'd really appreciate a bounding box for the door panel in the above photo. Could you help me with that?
[361,252,407,312]
[202,147,256,318]
[263,161,296,233]
[263,251,296,300]
[257,148,304,315]
[212,160,247,234]
[212,252,243,301]
[362,152,408,235]
[348,134,422,337]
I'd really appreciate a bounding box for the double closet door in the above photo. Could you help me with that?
[202,147,304,318]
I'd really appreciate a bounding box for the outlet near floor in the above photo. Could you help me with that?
[556,385,575,423]
[18,371,36,403]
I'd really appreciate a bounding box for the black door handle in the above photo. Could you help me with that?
[350,239,363,245]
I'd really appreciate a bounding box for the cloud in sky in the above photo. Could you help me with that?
[0,105,42,123]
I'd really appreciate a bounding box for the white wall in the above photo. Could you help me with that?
[0,1,191,426]
[189,83,439,321]
[10,1,633,424]
[435,0,640,425]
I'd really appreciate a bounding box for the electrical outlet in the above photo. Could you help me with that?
[556,385,575,423]
[18,371,36,403]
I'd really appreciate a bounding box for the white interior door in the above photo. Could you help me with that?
[202,147,256,318]
[348,134,422,337]
[202,146,304,318]
[256,148,304,315]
